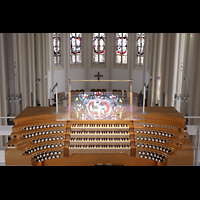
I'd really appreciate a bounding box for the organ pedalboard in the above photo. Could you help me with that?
[5,106,194,166]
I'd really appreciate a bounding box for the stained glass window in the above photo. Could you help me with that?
[116,33,128,64]
[93,33,105,63]
[70,33,82,64]
[136,33,145,65]
[53,33,61,65]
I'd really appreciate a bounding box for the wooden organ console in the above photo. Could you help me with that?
[5,106,194,166]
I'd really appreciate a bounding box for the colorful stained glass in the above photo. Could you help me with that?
[116,33,128,64]
[53,33,61,65]
[70,33,82,64]
[93,33,105,63]
[136,33,145,65]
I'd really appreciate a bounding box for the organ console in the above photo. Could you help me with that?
[5,106,194,166]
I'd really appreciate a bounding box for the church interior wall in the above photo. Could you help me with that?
[0,32,199,120]
[53,69,66,93]
[132,69,144,93]
[52,33,145,94]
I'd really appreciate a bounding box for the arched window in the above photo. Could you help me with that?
[70,33,82,64]
[53,33,61,65]
[136,33,145,65]
[116,33,128,64]
[93,33,105,63]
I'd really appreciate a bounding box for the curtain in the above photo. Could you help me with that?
[148,33,179,107]
[0,33,50,122]
[13,33,49,110]
[182,33,200,125]
[148,33,200,124]
[0,34,7,125]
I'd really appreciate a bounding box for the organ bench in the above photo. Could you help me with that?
[5,106,193,166]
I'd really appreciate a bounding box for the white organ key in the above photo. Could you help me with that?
[70,122,131,153]
[71,123,129,130]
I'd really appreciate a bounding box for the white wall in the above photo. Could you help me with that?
[54,69,66,93]
[132,69,144,93]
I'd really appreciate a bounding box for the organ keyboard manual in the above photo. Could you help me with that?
[5,91,193,166]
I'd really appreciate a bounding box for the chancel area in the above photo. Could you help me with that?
[1,33,200,166]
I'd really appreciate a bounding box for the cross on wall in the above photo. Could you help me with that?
[94,72,103,80]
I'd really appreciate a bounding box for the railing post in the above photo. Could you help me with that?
[196,119,200,166]
[55,86,58,113]
[51,83,59,113]
[129,80,132,111]
[141,84,148,114]
[68,79,71,110]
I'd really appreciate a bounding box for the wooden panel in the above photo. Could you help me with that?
[5,106,194,166]
[41,153,157,166]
